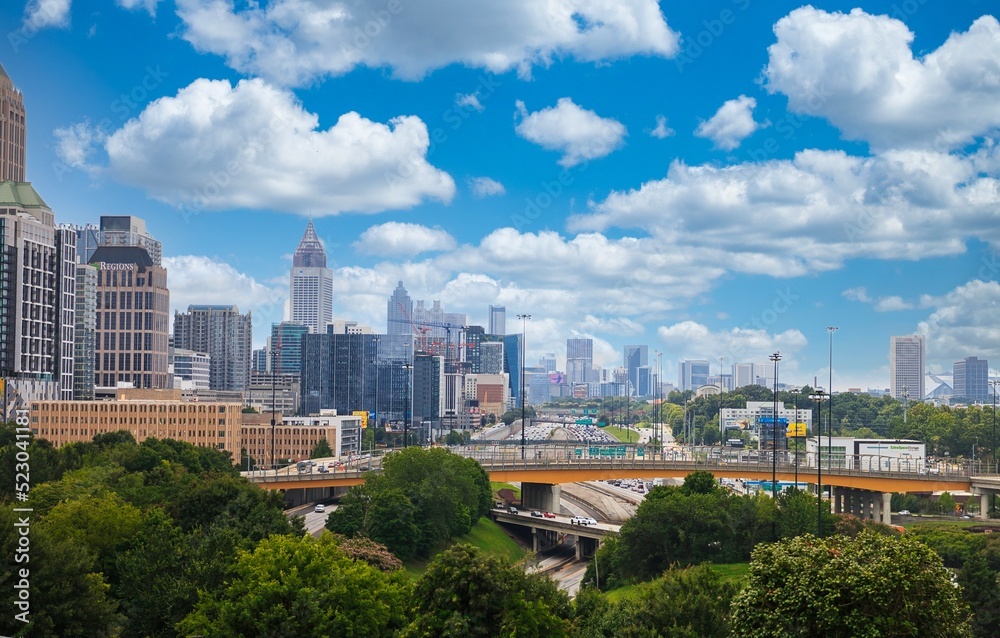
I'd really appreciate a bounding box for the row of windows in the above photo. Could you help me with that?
[35,402,230,413]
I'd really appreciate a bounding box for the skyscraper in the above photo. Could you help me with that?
[0,183,76,399]
[73,263,97,400]
[89,216,169,389]
[890,335,925,400]
[270,321,310,376]
[173,305,252,391]
[289,220,333,333]
[954,356,989,403]
[0,63,26,182]
[624,345,648,396]
[566,338,593,385]
[678,359,711,392]
[488,305,506,335]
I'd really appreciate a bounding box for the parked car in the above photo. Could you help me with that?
[542,511,556,519]
[314,504,326,513]
[530,510,543,518]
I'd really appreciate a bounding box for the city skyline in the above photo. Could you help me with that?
[3,2,1000,389]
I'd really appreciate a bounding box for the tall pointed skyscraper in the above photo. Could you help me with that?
[290,220,333,333]
[0,63,27,182]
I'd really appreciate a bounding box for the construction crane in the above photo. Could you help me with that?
[394,304,431,352]
[388,317,467,360]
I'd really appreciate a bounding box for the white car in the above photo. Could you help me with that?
[571,516,598,526]
[314,504,326,513]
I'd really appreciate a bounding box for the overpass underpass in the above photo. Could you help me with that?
[247,443,996,526]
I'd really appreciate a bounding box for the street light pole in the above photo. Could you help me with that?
[827,326,837,469]
[402,362,412,448]
[991,380,998,473]
[517,314,531,461]
[810,390,828,536]
[770,351,781,541]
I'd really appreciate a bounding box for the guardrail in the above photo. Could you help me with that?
[245,442,996,484]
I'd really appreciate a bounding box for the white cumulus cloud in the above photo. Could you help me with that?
[765,8,1000,150]
[657,321,808,370]
[176,0,679,86]
[23,0,71,29]
[115,0,158,16]
[354,222,456,257]
[515,98,627,167]
[695,95,759,151]
[917,279,1000,369]
[164,255,287,340]
[650,114,675,139]
[469,177,506,198]
[65,78,454,216]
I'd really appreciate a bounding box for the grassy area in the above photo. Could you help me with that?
[602,563,750,601]
[403,517,526,579]
[492,481,521,499]
[602,426,639,443]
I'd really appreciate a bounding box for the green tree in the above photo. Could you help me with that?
[0,504,120,637]
[312,437,334,459]
[731,531,972,637]
[402,544,571,637]
[178,533,410,637]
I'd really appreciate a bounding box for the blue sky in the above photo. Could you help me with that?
[3,0,999,391]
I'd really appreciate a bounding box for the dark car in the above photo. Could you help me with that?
[530,510,543,517]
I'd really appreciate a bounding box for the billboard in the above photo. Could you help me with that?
[352,410,369,429]
[786,422,807,437]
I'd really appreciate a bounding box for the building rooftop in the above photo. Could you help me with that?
[0,181,49,209]
[292,219,327,268]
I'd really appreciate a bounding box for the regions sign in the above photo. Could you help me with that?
[96,262,136,270]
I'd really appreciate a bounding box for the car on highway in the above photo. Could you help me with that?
[571,516,597,525]
[530,510,543,518]
[508,506,519,515]
[314,504,326,513]
[542,511,556,519]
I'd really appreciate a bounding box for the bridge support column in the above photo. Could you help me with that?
[982,493,991,520]
[531,527,559,553]
[831,487,842,514]
[576,536,599,559]
[881,492,892,525]
[521,482,561,513]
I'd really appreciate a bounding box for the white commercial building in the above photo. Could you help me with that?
[805,437,926,472]
[281,410,364,457]
[718,401,813,435]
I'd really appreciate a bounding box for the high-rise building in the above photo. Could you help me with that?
[566,338,593,385]
[73,262,97,400]
[0,183,76,399]
[539,353,557,373]
[503,334,523,404]
[170,349,211,389]
[624,345,648,396]
[0,64,26,183]
[90,216,169,389]
[412,353,442,436]
[678,359,711,392]
[300,332,378,418]
[270,321,310,375]
[488,305,506,335]
[890,335,925,400]
[954,356,989,403]
[289,220,333,333]
[734,362,759,389]
[173,305,252,391]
